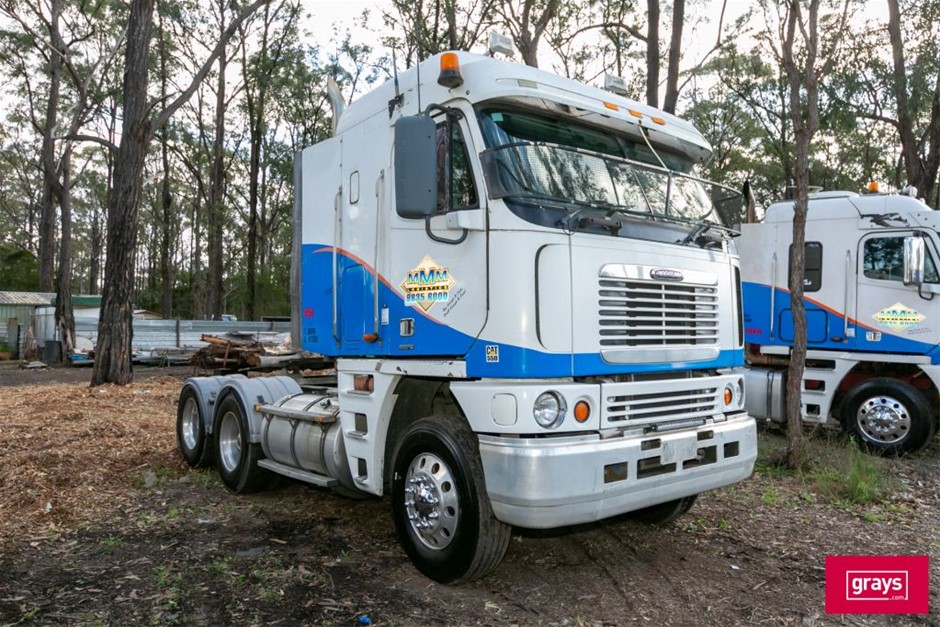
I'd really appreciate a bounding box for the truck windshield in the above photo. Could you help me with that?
[478,108,740,233]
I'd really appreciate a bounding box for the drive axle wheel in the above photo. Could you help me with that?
[214,394,270,493]
[842,378,936,456]
[177,387,213,468]
[391,415,510,584]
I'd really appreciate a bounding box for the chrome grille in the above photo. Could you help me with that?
[598,278,719,347]
[606,386,719,424]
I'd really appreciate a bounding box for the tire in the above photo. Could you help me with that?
[630,495,697,525]
[841,378,936,456]
[177,387,213,468]
[391,415,510,584]
[214,394,270,493]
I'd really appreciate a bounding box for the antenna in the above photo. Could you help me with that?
[387,47,403,118]
[416,54,422,113]
[414,14,422,113]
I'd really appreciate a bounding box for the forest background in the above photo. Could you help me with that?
[0,0,936,378]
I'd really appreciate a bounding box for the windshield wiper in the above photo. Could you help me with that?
[679,221,711,246]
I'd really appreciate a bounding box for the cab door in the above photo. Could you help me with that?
[854,231,940,354]
[334,125,384,355]
[385,108,488,357]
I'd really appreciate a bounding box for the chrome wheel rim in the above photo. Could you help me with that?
[218,411,243,473]
[856,395,911,445]
[403,452,459,550]
[181,397,200,451]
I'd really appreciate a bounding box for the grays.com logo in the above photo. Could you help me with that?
[650,268,684,282]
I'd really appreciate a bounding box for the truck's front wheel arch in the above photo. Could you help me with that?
[841,378,936,455]
[382,378,462,489]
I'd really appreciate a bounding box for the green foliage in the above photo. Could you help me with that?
[0,244,40,291]
[804,438,891,505]
[843,439,886,504]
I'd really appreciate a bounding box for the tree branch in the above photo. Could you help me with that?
[151,0,273,134]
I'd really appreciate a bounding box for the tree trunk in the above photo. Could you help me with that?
[192,196,205,319]
[662,0,684,114]
[92,0,155,386]
[91,0,271,384]
[245,41,262,322]
[781,0,821,470]
[207,40,228,321]
[37,0,66,293]
[646,0,660,108]
[158,6,174,319]
[886,0,921,190]
[89,212,102,294]
[55,149,75,362]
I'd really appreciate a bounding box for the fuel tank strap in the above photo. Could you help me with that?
[260,404,338,424]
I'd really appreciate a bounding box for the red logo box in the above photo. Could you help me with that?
[826,556,929,614]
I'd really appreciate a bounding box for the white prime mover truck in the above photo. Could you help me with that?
[176,51,757,583]
[740,189,940,455]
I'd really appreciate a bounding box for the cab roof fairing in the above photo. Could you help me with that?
[762,192,935,227]
[333,51,713,164]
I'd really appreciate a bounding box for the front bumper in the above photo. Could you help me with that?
[479,414,756,528]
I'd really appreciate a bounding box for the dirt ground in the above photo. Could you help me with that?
[0,366,937,626]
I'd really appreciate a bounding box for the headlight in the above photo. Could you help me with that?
[533,391,566,429]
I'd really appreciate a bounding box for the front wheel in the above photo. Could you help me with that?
[391,415,510,584]
[841,378,936,456]
[630,495,697,525]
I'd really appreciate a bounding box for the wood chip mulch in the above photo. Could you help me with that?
[0,377,184,544]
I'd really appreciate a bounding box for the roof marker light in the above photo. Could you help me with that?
[651,116,666,125]
[628,109,643,119]
[603,101,619,111]
[438,52,463,89]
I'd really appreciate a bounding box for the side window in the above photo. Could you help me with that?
[863,236,940,283]
[789,241,822,292]
[436,121,478,211]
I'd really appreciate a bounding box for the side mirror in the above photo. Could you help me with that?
[394,116,438,219]
[903,235,926,286]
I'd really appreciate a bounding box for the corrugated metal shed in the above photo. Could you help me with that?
[0,291,54,306]
[0,292,54,355]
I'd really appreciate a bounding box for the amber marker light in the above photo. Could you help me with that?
[603,101,619,111]
[627,109,643,118]
[574,400,591,423]
[353,375,375,392]
[723,386,733,406]
[438,52,463,88]
[651,116,666,125]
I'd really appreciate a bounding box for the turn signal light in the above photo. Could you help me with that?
[574,400,590,423]
[723,387,733,406]
[438,52,463,88]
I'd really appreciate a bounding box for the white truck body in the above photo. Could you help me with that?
[739,191,940,454]
[177,52,757,583]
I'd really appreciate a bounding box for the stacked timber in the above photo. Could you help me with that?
[190,332,331,372]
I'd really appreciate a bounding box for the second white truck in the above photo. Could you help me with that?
[740,188,940,455]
